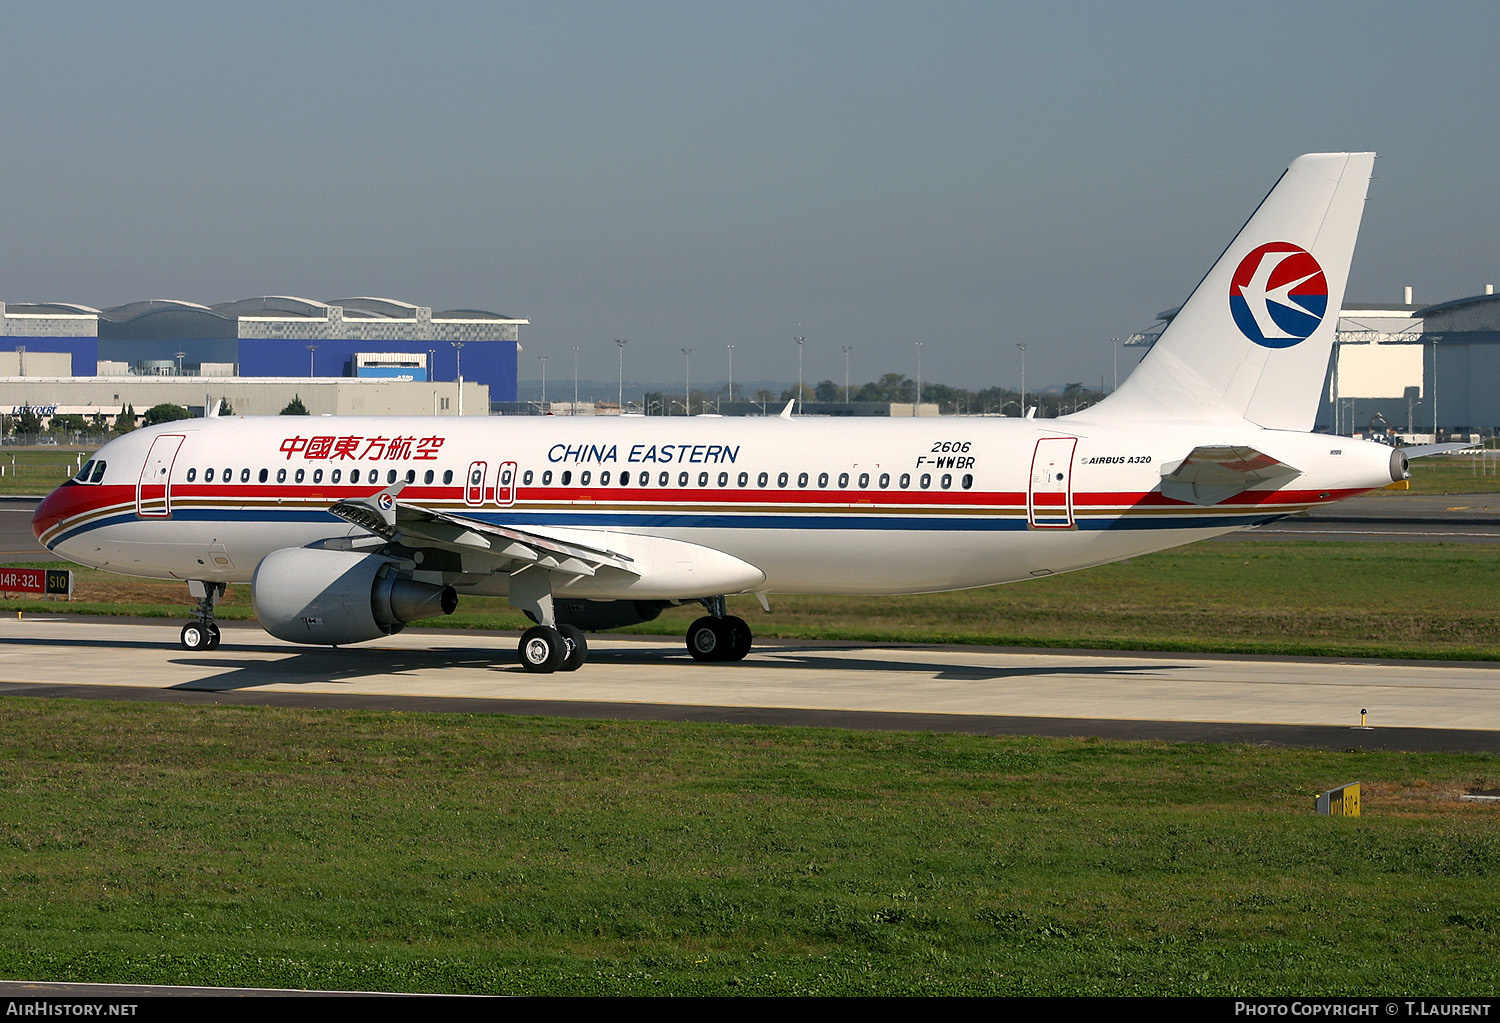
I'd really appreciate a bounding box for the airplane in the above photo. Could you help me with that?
[32,152,1423,673]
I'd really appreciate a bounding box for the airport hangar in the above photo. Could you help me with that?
[0,296,523,417]
[1130,285,1500,439]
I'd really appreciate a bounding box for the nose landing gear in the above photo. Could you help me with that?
[179,580,226,651]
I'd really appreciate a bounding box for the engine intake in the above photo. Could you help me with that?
[253,548,457,646]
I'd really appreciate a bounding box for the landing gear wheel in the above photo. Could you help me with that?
[180,622,209,651]
[204,622,222,650]
[558,624,588,672]
[721,615,752,661]
[518,625,567,673]
[687,616,731,662]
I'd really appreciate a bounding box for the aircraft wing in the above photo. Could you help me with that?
[329,484,638,579]
[1159,445,1302,506]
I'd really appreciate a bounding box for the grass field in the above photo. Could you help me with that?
[9,538,1500,661]
[0,698,1495,996]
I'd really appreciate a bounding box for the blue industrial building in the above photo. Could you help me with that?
[0,296,525,401]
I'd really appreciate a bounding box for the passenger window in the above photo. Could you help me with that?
[351,469,362,483]
[615,471,627,486]
[405,469,415,483]
[522,470,533,485]
[388,470,398,484]
[920,473,931,489]
[817,472,829,487]
[542,470,553,485]
[839,472,849,488]
[698,472,709,487]
[276,468,286,483]
[423,470,434,484]
[442,469,453,485]
[717,472,727,487]
[314,469,324,484]
[600,471,611,486]
[332,469,342,483]
[659,471,669,486]
[259,469,269,483]
[777,472,789,487]
[295,468,305,483]
[678,471,689,487]
[204,468,215,483]
[879,473,890,488]
[859,473,869,488]
[581,471,591,486]
[240,468,250,483]
[561,471,572,486]
[185,467,196,482]
[797,472,808,487]
[737,472,748,487]
[757,472,769,487]
[961,474,973,490]
[900,473,911,488]
[941,474,952,489]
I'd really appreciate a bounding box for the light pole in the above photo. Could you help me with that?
[842,345,853,403]
[681,348,693,416]
[726,344,735,403]
[427,348,436,382]
[176,351,187,376]
[452,341,466,415]
[571,346,580,414]
[539,354,548,410]
[1016,342,1027,416]
[914,341,924,415]
[794,336,805,414]
[1111,337,1119,391]
[305,345,317,378]
[615,339,628,412]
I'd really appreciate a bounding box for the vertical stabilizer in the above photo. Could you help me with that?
[1090,153,1374,430]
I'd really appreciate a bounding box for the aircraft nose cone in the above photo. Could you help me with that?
[32,485,72,548]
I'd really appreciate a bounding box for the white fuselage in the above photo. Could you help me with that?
[34,412,1397,600]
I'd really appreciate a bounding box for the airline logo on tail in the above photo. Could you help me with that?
[1229,242,1328,348]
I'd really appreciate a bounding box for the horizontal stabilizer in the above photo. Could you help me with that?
[1401,442,1479,459]
[1160,445,1301,506]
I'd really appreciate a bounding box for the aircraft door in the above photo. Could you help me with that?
[136,434,185,518]
[494,461,517,507]
[465,461,488,507]
[1028,437,1077,528]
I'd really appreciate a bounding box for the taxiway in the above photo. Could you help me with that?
[1,616,1496,752]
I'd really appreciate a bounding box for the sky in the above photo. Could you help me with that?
[2,1,1497,398]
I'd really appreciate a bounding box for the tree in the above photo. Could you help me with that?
[279,394,309,416]
[217,396,235,417]
[143,403,192,427]
[113,404,137,435]
[14,408,44,439]
[49,414,87,440]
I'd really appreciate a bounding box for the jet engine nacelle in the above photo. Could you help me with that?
[252,548,458,646]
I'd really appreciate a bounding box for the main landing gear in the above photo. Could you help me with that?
[685,596,752,663]
[180,580,226,651]
[506,570,754,673]
[509,567,588,674]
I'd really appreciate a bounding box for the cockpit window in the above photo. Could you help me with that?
[73,460,107,484]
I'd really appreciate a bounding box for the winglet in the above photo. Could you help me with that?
[779,399,795,419]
